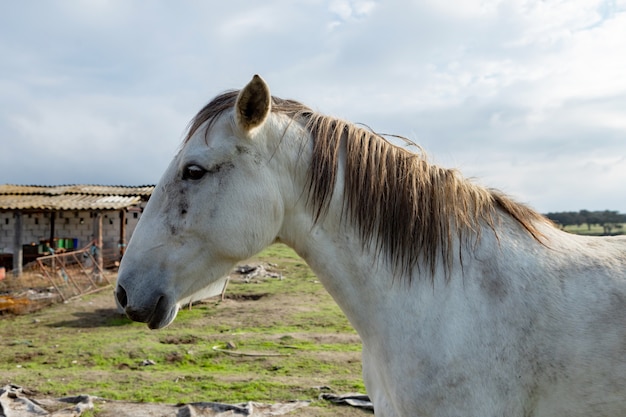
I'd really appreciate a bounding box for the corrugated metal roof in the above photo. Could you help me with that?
[0,184,154,211]
[0,184,154,196]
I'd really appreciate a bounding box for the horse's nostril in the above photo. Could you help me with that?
[116,285,128,308]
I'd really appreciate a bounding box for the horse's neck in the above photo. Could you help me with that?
[276,182,451,339]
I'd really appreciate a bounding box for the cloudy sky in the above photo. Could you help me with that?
[1,0,625,213]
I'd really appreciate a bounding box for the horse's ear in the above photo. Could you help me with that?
[235,74,271,133]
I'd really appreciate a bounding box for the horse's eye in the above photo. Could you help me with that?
[182,164,207,181]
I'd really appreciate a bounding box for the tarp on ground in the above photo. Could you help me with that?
[0,385,310,417]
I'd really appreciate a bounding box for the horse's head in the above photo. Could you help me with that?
[115,75,292,329]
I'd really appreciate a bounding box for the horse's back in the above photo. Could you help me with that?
[532,232,626,416]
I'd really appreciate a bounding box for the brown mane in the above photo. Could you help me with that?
[186,90,547,279]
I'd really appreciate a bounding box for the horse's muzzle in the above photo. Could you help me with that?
[115,284,178,329]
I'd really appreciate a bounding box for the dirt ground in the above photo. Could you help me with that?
[1,280,372,416]
[1,382,370,417]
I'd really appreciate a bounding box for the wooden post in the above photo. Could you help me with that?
[119,209,126,258]
[12,211,23,277]
[49,211,56,250]
[92,211,103,281]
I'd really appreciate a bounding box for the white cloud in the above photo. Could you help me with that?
[0,0,625,212]
[329,0,376,20]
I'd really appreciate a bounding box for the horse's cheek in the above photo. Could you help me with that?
[223,203,281,259]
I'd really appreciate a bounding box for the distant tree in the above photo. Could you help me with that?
[600,210,626,235]
[544,209,626,235]
[586,212,602,230]
[545,211,579,228]
[579,210,591,230]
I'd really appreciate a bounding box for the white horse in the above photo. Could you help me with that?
[116,75,626,416]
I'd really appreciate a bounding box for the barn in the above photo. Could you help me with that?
[0,184,154,276]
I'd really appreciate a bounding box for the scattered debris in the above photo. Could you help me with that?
[211,345,291,357]
[235,265,257,274]
[320,392,374,412]
[0,289,61,315]
[233,264,282,283]
[0,385,310,416]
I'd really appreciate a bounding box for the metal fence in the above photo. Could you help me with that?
[35,243,113,302]
[0,242,115,314]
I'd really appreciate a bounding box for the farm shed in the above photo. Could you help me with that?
[0,184,154,276]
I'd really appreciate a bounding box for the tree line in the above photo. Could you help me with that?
[544,210,626,234]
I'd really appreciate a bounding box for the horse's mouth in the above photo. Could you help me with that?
[147,295,179,329]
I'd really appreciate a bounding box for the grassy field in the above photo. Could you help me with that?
[562,223,625,236]
[0,244,365,412]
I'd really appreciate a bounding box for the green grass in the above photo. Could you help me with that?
[562,223,625,236]
[0,244,364,405]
